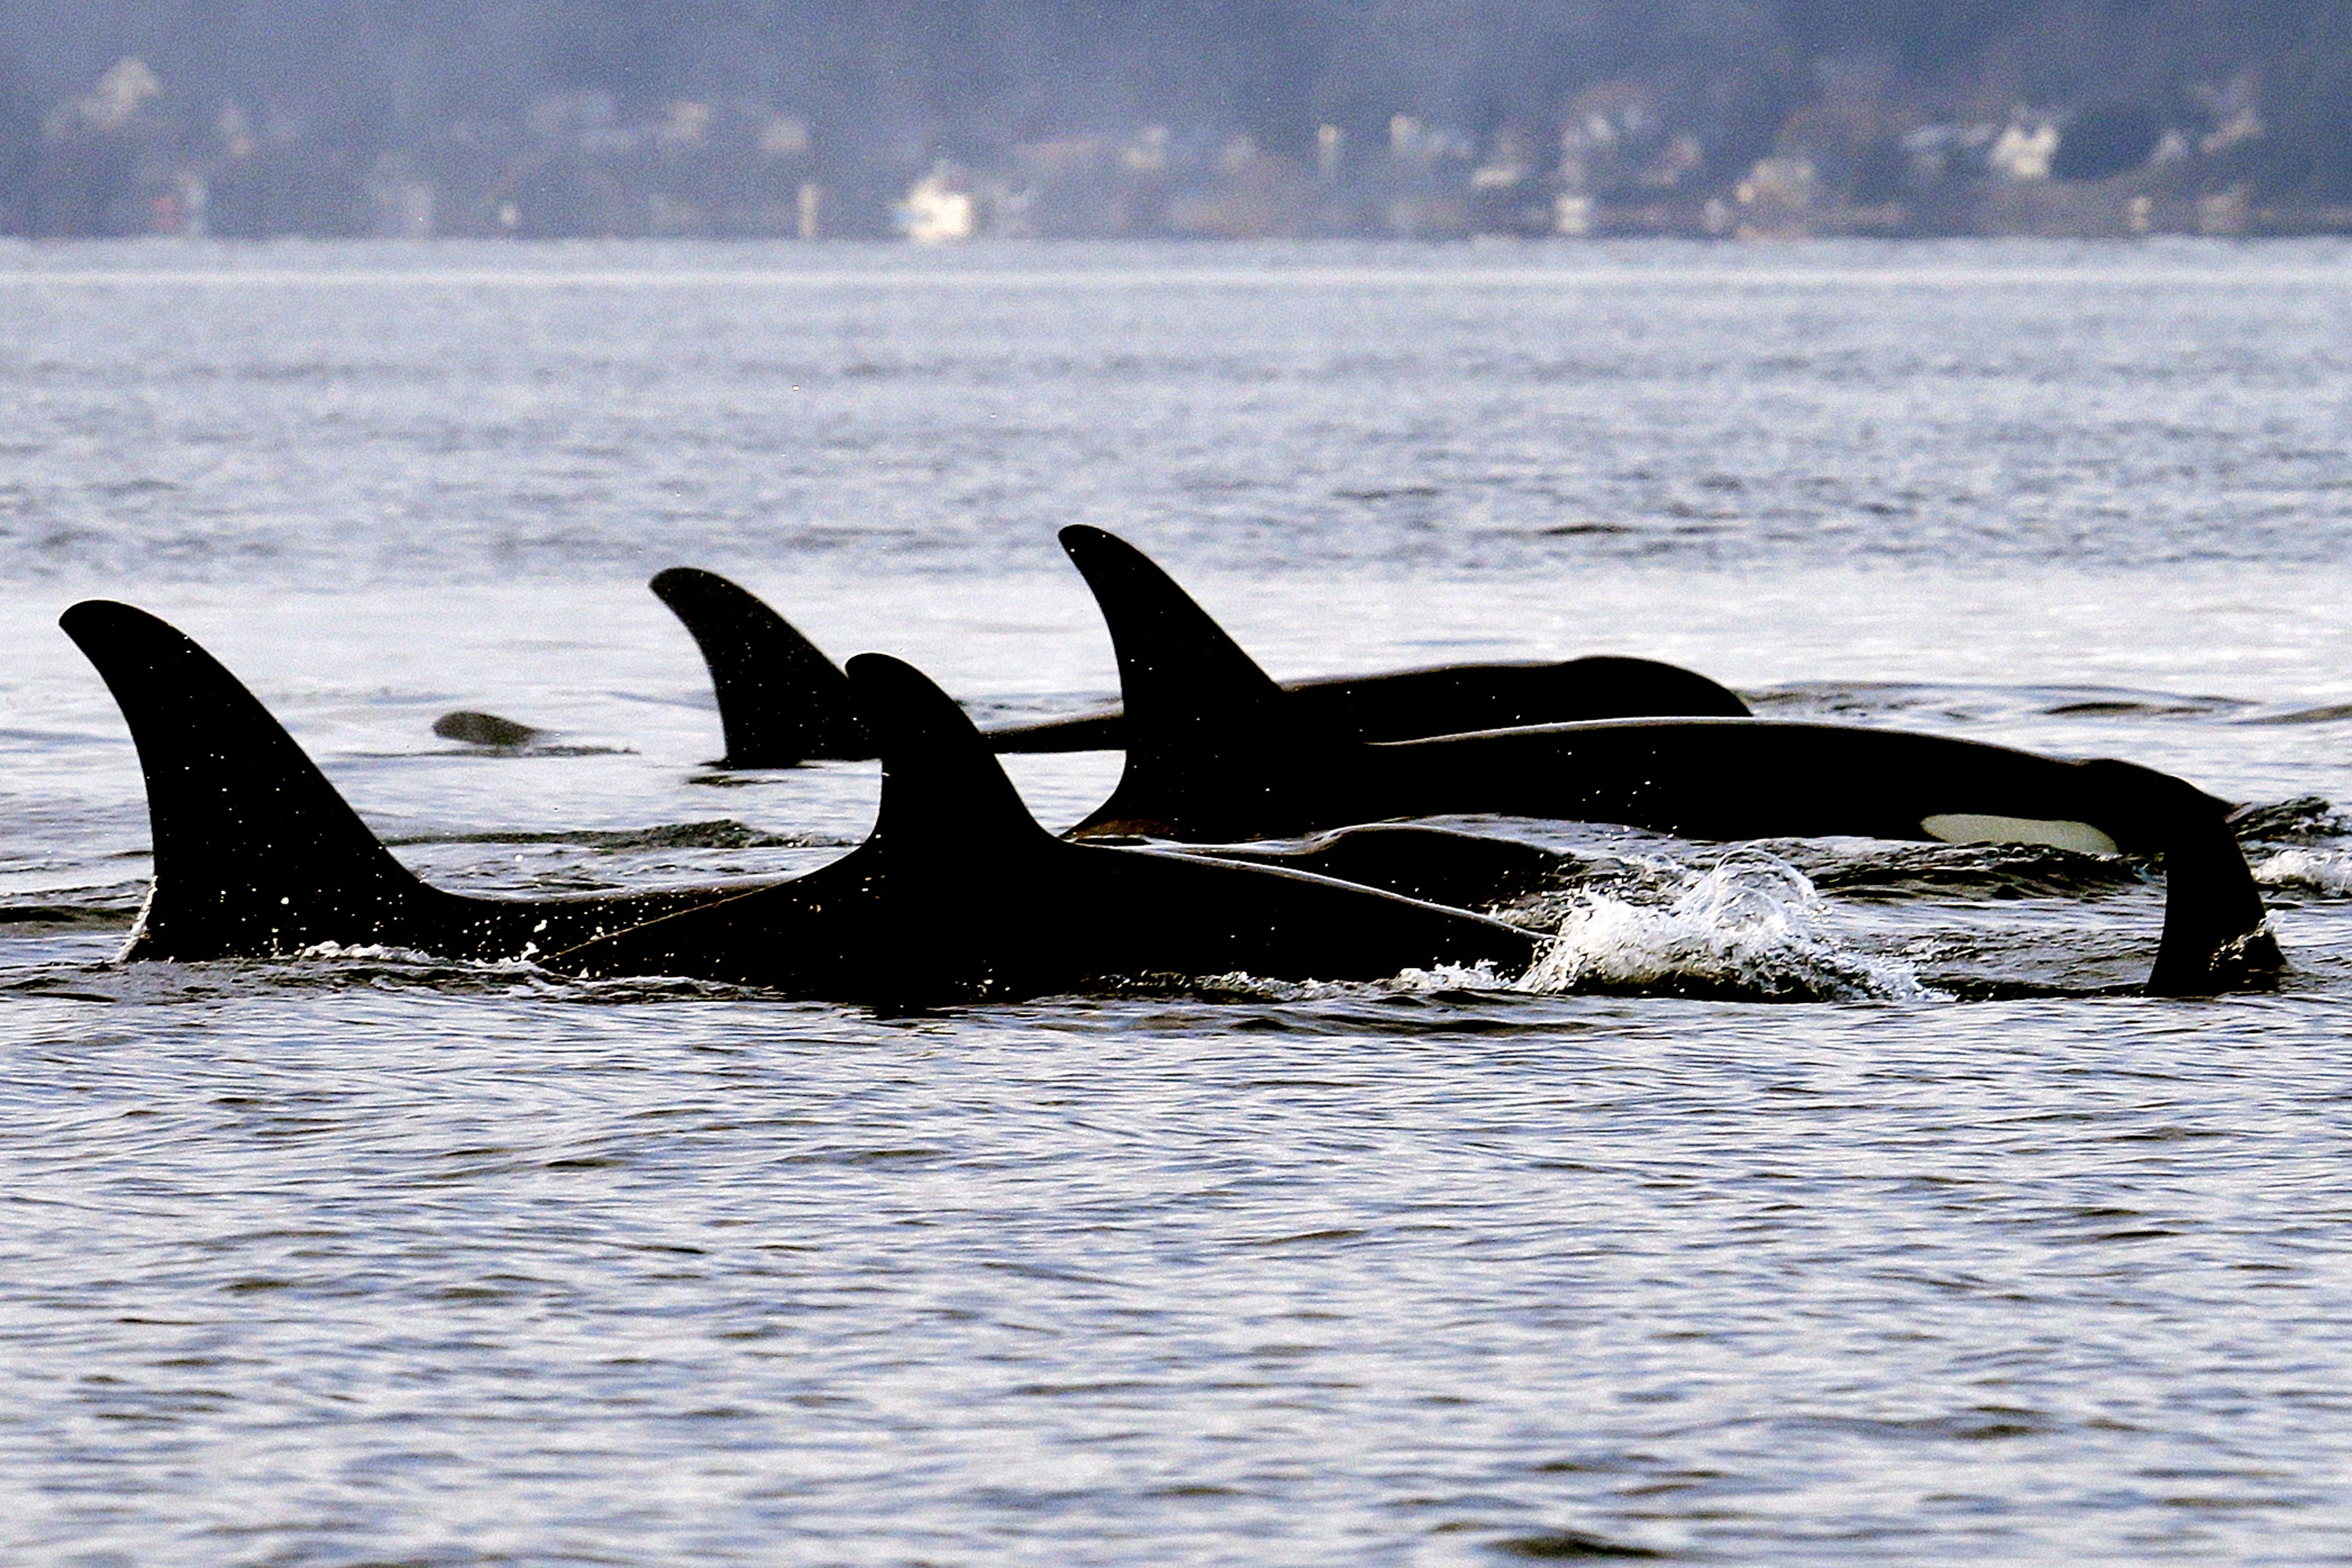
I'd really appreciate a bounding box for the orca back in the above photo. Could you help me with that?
[1054,526,1751,837]
[550,653,1058,998]
[1285,655,1751,737]
[549,653,1541,1000]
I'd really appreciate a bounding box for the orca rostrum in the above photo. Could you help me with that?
[62,602,1541,1000]
[432,710,546,747]
[649,552,1747,767]
[541,654,1547,1002]
[1054,526,2280,997]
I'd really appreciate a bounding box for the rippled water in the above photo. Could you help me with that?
[4,239,2352,1564]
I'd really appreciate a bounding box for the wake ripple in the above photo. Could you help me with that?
[2253,848,2352,897]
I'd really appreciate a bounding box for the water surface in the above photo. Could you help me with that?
[3,239,2351,1565]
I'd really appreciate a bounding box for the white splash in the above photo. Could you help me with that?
[1394,961,1512,993]
[1192,972,1353,1001]
[1519,850,1938,1001]
[294,940,433,962]
[2253,848,2352,896]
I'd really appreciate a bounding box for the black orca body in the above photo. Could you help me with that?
[61,601,758,962]
[433,710,546,747]
[63,602,1539,1001]
[1055,526,2278,997]
[545,656,1546,1001]
[649,559,1747,768]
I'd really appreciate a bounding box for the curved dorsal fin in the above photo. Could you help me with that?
[650,568,868,765]
[1056,527,1286,732]
[59,601,441,960]
[845,653,1055,856]
[1057,526,1312,837]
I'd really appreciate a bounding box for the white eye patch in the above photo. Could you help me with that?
[1921,813,2121,856]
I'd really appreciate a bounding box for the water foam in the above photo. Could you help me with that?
[1519,850,1938,1002]
[296,940,434,962]
[1394,961,1514,993]
[2253,848,2352,897]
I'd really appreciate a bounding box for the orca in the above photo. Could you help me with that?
[1055,525,2280,997]
[433,710,546,747]
[649,556,1747,767]
[543,655,1546,1001]
[62,602,1541,1001]
[60,601,761,963]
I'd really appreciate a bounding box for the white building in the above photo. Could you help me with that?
[902,172,976,243]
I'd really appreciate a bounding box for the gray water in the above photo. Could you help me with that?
[4,239,2352,1565]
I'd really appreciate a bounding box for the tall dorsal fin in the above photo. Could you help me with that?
[1058,526,1315,837]
[1056,527,1288,735]
[59,601,442,960]
[844,653,1056,856]
[649,568,869,765]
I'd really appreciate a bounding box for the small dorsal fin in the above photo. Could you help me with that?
[59,601,440,960]
[844,654,1056,855]
[649,568,869,765]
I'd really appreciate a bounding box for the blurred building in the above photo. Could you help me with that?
[6,9,2350,242]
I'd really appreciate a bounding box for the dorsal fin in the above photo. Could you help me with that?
[649,568,869,765]
[59,601,443,960]
[1057,526,1313,837]
[844,653,1056,856]
[1056,526,1287,732]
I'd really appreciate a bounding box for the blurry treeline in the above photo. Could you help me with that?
[2,0,2348,238]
